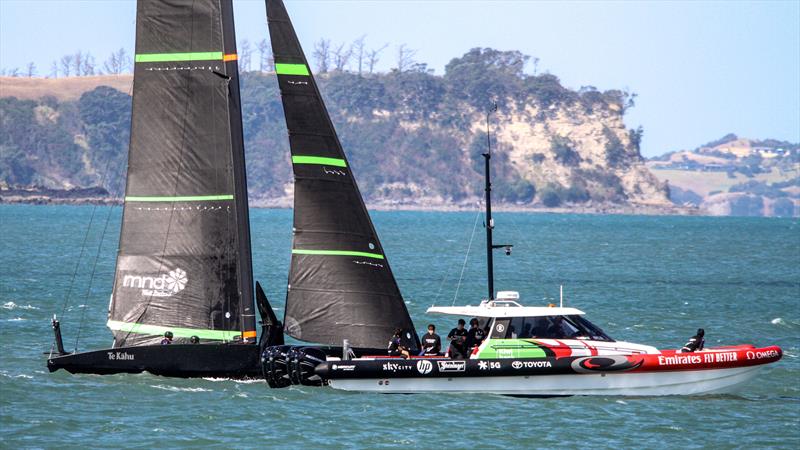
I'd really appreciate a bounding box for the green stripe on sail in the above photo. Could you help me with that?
[106,320,241,341]
[291,249,384,260]
[291,156,347,167]
[125,195,234,202]
[275,63,310,76]
[135,52,223,63]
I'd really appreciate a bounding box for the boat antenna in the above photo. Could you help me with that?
[482,103,513,300]
[560,284,564,308]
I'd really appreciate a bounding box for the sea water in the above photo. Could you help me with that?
[1,204,798,448]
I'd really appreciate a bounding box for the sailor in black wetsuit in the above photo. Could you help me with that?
[681,328,705,353]
[419,324,441,356]
[465,318,486,355]
[388,328,411,358]
[447,319,468,359]
[160,331,173,345]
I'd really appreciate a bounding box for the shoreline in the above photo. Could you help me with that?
[0,193,700,216]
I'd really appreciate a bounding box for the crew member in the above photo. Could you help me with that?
[419,324,441,355]
[388,328,411,358]
[190,335,200,344]
[465,318,486,354]
[160,331,173,345]
[681,328,705,353]
[547,316,569,339]
[447,319,468,359]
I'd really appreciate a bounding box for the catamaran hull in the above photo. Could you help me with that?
[47,344,262,379]
[329,365,763,396]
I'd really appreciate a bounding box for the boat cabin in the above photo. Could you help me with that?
[426,291,657,358]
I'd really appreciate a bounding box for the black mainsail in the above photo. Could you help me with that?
[48,0,267,378]
[108,0,256,346]
[266,0,418,350]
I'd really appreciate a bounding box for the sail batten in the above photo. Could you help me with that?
[108,0,254,347]
[267,0,418,350]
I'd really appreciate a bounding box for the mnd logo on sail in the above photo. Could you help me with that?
[122,268,188,297]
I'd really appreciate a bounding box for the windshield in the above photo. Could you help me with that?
[497,315,614,341]
[569,315,614,341]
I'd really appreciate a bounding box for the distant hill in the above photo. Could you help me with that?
[647,134,799,217]
[0,75,132,101]
[0,48,675,212]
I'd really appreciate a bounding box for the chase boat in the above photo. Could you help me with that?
[314,293,783,395]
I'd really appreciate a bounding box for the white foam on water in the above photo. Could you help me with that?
[616,400,628,405]
[150,384,213,393]
[2,301,39,310]
[771,317,784,325]
[201,377,264,384]
[0,370,33,379]
[8,317,26,321]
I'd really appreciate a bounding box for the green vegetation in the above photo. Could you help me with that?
[2,47,646,206]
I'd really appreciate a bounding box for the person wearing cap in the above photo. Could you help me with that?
[681,328,705,353]
[387,328,411,358]
[419,324,441,356]
[465,318,487,354]
[447,319,468,359]
[160,331,173,345]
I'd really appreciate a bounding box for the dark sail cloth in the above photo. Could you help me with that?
[447,328,468,359]
[681,328,705,353]
[420,333,441,355]
[108,0,255,347]
[267,0,418,350]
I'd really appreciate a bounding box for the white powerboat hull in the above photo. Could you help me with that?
[328,365,763,396]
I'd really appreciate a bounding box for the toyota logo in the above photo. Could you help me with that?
[511,361,523,369]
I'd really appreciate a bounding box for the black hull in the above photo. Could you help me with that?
[47,344,261,379]
[315,355,644,380]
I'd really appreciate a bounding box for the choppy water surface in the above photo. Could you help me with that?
[1,205,798,448]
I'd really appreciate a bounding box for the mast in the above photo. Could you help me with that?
[220,0,256,343]
[483,106,495,301]
[482,103,511,301]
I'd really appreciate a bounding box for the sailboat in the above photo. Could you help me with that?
[259,0,420,387]
[47,0,282,378]
[260,0,783,394]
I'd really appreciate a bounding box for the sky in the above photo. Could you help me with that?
[1,0,798,157]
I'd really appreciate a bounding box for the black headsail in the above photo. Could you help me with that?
[108,0,256,347]
[266,0,418,350]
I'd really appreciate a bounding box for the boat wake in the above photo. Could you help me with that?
[201,377,264,384]
[149,384,214,393]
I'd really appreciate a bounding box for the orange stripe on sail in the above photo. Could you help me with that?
[223,53,238,62]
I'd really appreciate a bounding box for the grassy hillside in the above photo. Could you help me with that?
[647,135,799,217]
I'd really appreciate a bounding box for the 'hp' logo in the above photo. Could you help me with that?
[416,360,433,375]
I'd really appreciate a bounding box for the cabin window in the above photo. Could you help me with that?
[568,315,613,341]
[498,315,614,341]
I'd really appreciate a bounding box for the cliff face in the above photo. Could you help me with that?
[0,48,672,211]
[493,103,669,207]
